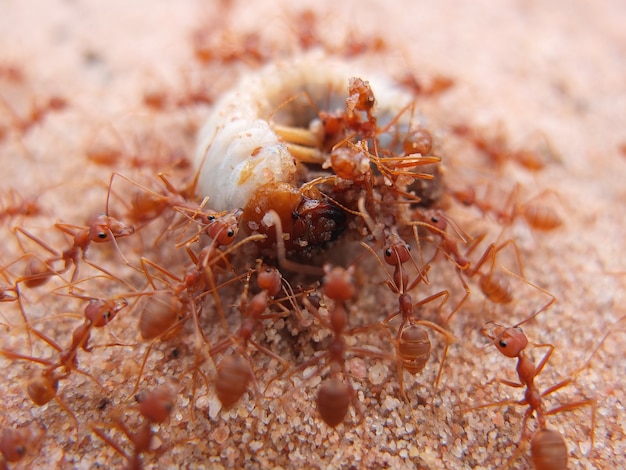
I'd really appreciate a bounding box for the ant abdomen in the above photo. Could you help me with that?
[478,271,513,304]
[317,378,351,428]
[215,355,251,409]
[26,371,58,406]
[531,428,568,470]
[138,292,184,341]
[22,258,55,288]
[522,203,562,232]
[397,324,430,375]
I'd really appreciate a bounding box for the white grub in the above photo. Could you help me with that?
[194,51,424,212]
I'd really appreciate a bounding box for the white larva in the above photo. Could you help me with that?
[194,52,425,212]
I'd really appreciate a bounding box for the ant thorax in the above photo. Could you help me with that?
[194,52,442,261]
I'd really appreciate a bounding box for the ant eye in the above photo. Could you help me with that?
[431,216,439,223]
[406,244,411,252]
[499,340,507,348]
[208,215,216,222]
[97,232,108,239]
[385,249,392,258]
[227,229,234,237]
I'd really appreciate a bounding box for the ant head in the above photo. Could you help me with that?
[89,214,135,242]
[383,231,411,267]
[427,210,448,232]
[322,265,355,301]
[481,321,528,358]
[205,209,242,246]
[136,384,176,424]
[84,298,128,326]
[256,264,282,297]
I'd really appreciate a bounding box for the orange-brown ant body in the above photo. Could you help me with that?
[363,229,454,401]
[0,296,128,430]
[209,263,295,409]
[476,318,596,469]
[91,384,176,470]
[14,213,135,288]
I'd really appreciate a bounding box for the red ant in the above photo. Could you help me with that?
[449,181,564,234]
[0,295,129,431]
[472,312,608,469]
[107,169,235,250]
[91,384,177,470]
[362,229,454,402]
[452,124,557,172]
[140,70,214,112]
[0,188,45,225]
[130,234,265,403]
[412,209,554,323]
[107,171,201,229]
[209,262,298,409]
[397,71,455,97]
[496,184,564,232]
[0,423,45,469]
[0,93,67,136]
[273,265,387,427]
[13,211,135,289]
[192,26,267,66]
[289,9,323,51]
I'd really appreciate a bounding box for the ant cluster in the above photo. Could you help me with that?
[0,7,623,470]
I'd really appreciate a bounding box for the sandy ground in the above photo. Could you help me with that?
[1,0,625,469]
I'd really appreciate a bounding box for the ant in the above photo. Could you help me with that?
[473,312,604,469]
[273,265,387,427]
[397,71,455,97]
[449,181,564,234]
[496,184,564,233]
[362,228,454,402]
[209,262,298,409]
[91,384,176,470]
[107,171,201,231]
[0,93,67,136]
[130,234,265,402]
[13,210,135,289]
[0,188,45,225]
[192,26,267,66]
[412,209,554,323]
[0,295,129,431]
[452,123,556,172]
[0,423,45,469]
